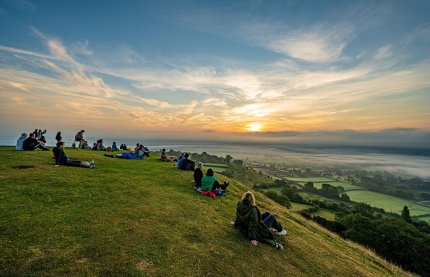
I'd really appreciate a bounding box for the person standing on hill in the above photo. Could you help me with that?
[74,130,85,149]
[55,131,62,142]
[231,191,286,250]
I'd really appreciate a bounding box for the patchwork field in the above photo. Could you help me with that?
[294,181,363,191]
[346,190,430,217]
[204,163,228,173]
[286,177,335,182]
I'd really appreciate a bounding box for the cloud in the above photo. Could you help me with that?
[374,45,392,60]
[266,24,353,63]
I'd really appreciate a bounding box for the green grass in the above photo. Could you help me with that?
[346,190,430,216]
[204,163,228,173]
[290,202,313,211]
[313,209,337,221]
[299,192,344,205]
[417,216,430,223]
[295,181,363,191]
[0,147,410,276]
[286,177,335,182]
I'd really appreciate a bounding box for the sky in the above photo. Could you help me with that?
[0,0,429,147]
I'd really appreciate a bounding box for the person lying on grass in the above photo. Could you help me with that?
[53,141,95,168]
[104,148,143,160]
[161,148,177,162]
[231,191,286,250]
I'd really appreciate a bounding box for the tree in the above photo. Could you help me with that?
[401,205,412,223]
[304,182,314,191]
[225,155,233,165]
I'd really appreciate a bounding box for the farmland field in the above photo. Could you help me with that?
[346,190,430,217]
[314,209,336,221]
[290,202,313,211]
[286,177,335,182]
[204,163,227,173]
[418,216,430,223]
[295,181,363,191]
[299,192,343,205]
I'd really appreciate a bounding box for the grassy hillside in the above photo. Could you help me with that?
[0,147,411,276]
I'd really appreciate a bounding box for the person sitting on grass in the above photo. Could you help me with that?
[55,131,62,142]
[177,153,185,169]
[53,141,95,168]
[112,142,118,152]
[194,162,204,189]
[180,153,195,170]
[160,149,176,162]
[231,191,286,250]
[199,168,229,195]
[23,133,49,151]
[16,133,27,150]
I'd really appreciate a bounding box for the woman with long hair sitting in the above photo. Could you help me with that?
[231,191,286,250]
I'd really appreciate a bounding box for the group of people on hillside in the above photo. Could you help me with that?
[16,131,49,151]
[193,164,229,197]
[15,130,288,250]
[16,129,95,168]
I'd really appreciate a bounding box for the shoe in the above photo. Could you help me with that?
[90,159,95,169]
[278,229,287,236]
[275,243,284,250]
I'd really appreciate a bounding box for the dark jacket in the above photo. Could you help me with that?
[53,147,69,165]
[193,168,203,187]
[234,201,276,246]
[23,137,38,150]
[55,133,62,142]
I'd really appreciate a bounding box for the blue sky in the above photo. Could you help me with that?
[0,0,429,146]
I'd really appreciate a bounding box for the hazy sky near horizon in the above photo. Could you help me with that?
[0,0,429,146]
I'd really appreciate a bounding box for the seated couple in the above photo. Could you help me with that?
[231,191,287,250]
[194,165,229,198]
[17,132,49,151]
[177,153,195,170]
[53,142,95,168]
[135,143,150,157]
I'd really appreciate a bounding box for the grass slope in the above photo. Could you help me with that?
[0,147,411,276]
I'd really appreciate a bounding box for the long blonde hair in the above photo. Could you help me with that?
[241,191,256,206]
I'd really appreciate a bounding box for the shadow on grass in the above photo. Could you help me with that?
[10,165,35,169]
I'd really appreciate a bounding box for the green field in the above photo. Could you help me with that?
[346,190,430,217]
[290,202,313,211]
[313,209,336,221]
[299,192,344,205]
[0,147,410,276]
[286,177,335,182]
[295,181,363,191]
[204,163,228,173]
[417,216,430,223]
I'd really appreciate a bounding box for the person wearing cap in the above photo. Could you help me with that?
[16,133,28,150]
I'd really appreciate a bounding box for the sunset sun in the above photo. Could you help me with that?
[247,123,263,132]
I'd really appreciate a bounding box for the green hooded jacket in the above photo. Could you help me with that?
[234,201,276,246]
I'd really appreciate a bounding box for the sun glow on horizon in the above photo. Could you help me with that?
[247,123,263,133]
